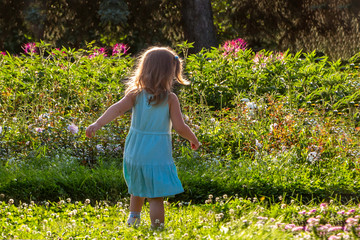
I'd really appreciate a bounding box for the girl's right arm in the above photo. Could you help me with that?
[86,93,135,138]
[169,92,201,150]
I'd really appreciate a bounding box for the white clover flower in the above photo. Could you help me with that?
[255,139,263,149]
[96,144,104,152]
[8,199,14,205]
[270,123,278,133]
[85,199,90,204]
[183,114,190,122]
[68,123,79,134]
[35,127,44,133]
[246,102,257,110]
[307,151,319,164]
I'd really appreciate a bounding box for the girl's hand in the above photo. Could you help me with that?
[191,141,201,150]
[86,122,101,138]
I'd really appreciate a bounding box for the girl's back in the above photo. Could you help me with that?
[130,91,171,134]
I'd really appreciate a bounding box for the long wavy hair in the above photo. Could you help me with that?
[125,47,189,105]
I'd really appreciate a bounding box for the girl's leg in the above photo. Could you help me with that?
[147,197,164,227]
[129,195,145,212]
[127,195,145,226]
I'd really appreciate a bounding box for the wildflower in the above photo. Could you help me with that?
[307,151,319,164]
[255,139,263,149]
[269,123,278,133]
[210,118,215,123]
[320,203,328,210]
[68,123,79,134]
[307,218,320,226]
[292,226,304,232]
[328,236,341,240]
[347,209,356,214]
[223,194,228,199]
[0,51,6,56]
[59,200,65,204]
[337,210,345,215]
[0,126,2,134]
[222,38,247,56]
[66,198,71,203]
[89,48,107,58]
[246,102,257,110]
[23,43,38,54]
[328,226,343,232]
[183,114,190,122]
[96,144,105,152]
[8,199,14,205]
[298,210,307,215]
[284,224,296,230]
[346,217,358,225]
[112,43,129,56]
[229,209,235,215]
[308,209,317,214]
[35,127,44,133]
[85,199,90,204]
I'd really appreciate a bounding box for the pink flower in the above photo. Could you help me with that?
[347,209,356,214]
[0,52,6,56]
[328,236,341,240]
[327,226,343,232]
[346,217,358,225]
[112,43,129,56]
[308,209,317,214]
[291,226,304,232]
[320,203,328,209]
[68,123,79,134]
[89,48,107,58]
[284,224,296,230]
[307,217,320,226]
[35,127,44,133]
[222,38,247,56]
[337,210,345,215]
[298,210,307,215]
[23,43,38,54]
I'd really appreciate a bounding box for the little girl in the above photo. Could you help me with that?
[86,46,201,228]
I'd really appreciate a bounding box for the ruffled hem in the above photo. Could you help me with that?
[123,161,184,198]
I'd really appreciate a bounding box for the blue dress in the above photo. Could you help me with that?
[123,91,184,198]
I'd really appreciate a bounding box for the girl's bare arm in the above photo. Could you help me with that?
[169,92,200,150]
[86,93,135,138]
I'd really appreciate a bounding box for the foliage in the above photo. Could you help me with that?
[0,42,359,204]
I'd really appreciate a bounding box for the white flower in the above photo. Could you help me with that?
[96,144,104,152]
[307,151,319,163]
[270,123,278,133]
[68,123,79,134]
[246,102,257,110]
[183,114,190,122]
[35,127,44,133]
[240,98,250,102]
[255,139,263,149]
[0,126,2,134]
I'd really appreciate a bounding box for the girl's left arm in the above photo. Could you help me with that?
[86,93,135,138]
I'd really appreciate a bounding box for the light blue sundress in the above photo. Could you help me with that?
[123,91,184,198]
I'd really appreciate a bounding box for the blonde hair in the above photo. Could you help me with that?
[125,46,189,105]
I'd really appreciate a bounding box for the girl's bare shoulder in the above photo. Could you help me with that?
[168,92,179,105]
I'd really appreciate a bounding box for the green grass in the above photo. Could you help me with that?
[1,196,359,239]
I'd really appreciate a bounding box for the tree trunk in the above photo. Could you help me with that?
[181,0,217,52]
